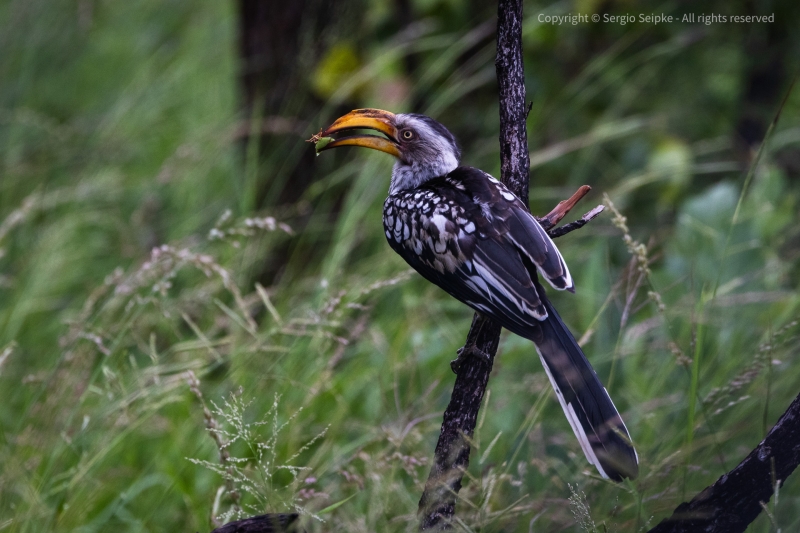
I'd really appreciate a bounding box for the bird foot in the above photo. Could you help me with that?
[450,344,491,374]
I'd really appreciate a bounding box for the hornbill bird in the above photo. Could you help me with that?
[313,109,638,481]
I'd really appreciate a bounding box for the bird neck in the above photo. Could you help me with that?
[389,156,459,194]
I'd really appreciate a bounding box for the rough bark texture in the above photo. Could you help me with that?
[418,0,528,529]
[648,391,800,533]
[417,315,503,529]
[494,0,531,208]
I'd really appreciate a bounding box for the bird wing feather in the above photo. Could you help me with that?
[384,167,571,331]
[383,166,638,481]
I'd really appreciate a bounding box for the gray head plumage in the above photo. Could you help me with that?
[389,114,461,193]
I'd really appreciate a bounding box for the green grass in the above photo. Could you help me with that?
[2,1,800,532]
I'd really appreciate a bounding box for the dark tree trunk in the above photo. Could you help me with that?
[238,0,339,208]
[239,3,309,119]
[733,2,789,154]
[238,1,358,288]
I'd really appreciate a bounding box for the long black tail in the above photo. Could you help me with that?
[528,282,639,481]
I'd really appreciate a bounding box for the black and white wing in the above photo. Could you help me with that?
[383,166,571,332]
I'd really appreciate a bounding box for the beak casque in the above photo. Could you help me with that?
[315,109,401,158]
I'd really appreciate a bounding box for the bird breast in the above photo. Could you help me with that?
[383,190,474,274]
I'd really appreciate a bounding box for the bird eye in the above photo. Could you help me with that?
[401,130,414,140]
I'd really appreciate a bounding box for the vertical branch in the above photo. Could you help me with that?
[495,0,531,204]
[417,315,502,530]
[418,0,529,530]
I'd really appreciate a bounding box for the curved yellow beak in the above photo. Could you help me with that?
[314,109,401,158]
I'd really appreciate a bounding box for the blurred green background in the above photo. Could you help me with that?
[1,0,799,531]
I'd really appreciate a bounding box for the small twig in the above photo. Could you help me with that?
[548,205,605,239]
[538,185,593,231]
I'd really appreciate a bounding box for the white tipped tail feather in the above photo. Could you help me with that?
[529,284,638,481]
